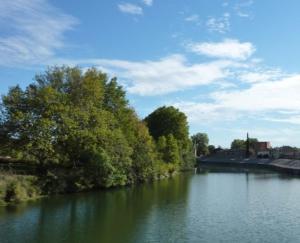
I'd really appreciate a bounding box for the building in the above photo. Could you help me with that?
[254,141,271,158]
[254,142,271,151]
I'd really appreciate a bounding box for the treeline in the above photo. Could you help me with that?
[192,134,262,157]
[0,66,194,197]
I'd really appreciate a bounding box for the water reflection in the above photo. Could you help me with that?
[0,174,192,243]
[2,172,300,243]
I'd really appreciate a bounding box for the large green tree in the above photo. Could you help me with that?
[0,67,159,188]
[144,106,193,168]
[144,106,190,149]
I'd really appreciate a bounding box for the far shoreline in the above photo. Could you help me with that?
[197,158,300,175]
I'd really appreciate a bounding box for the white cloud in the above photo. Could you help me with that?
[206,13,230,33]
[0,0,77,66]
[142,0,153,6]
[187,39,256,60]
[266,116,300,125]
[174,74,300,125]
[237,12,250,18]
[238,69,287,83]
[212,75,300,112]
[172,101,235,123]
[67,55,236,96]
[51,38,258,97]
[118,3,143,15]
[185,14,200,22]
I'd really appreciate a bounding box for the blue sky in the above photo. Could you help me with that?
[1,0,300,148]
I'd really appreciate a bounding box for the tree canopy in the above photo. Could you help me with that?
[231,138,258,150]
[144,106,193,169]
[0,67,194,191]
[231,139,246,150]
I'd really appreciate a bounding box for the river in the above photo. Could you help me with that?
[1,171,300,243]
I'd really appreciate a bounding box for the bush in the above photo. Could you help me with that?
[0,173,41,205]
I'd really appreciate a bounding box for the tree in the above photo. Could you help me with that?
[156,135,180,165]
[231,139,246,150]
[144,106,190,151]
[0,66,195,191]
[0,66,159,188]
[144,106,193,169]
[191,133,209,156]
[164,135,180,165]
[130,122,157,182]
[231,138,258,150]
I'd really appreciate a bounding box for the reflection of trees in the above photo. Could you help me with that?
[0,175,192,243]
[132,175,192,242]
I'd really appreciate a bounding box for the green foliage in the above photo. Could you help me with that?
[159,135,180,165]
[231,138,258,150]
[145,106,194,169]
[231,139,246,150]
[1,66,188,192]
[0,173,40,204]
[130,122,157,182]
[191,133,209,156]
[144,106,190,151]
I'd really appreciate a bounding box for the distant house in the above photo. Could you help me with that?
[254,142,271,151]
[254,141,271,158]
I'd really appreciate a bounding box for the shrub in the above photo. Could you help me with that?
[0,173,41,205]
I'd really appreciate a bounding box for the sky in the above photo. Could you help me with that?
[1,0,300,148]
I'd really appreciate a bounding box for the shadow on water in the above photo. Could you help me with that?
[0,174,193,243]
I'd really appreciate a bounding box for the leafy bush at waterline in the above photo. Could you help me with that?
[0,173,40,204]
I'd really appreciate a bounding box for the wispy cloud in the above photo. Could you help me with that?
[142,0,153,7]
[63,55,235,96]
[118,3,143,15]
[187,39,255,60]
[206,13,230,33]
[238,68,288,83]
[59,40,256,96]
[234,0,254,18]
[0,0,77,67]
[174,74,300,126]
[185,14,200,23]
[211,74,300,112]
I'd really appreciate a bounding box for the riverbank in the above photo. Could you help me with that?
[0,165,183,206]
[198,157,300,175]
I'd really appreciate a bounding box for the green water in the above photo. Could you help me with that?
[1,172,300,243]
